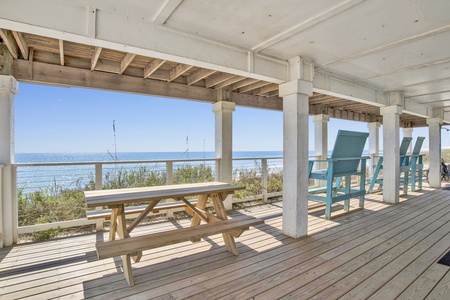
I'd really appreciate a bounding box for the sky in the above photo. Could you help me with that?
[14,82,448,153]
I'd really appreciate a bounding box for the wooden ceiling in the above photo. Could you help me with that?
[0,29,427,127]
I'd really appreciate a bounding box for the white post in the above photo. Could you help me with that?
[213,101,235,210]
[403,127,413,154]
[368,122,380,176]
[313,114,329,171]
[280,56,313,238]
[380,105,402,203]
[427,117,442,188]
[0,75,18,247]
[166,161,173,185]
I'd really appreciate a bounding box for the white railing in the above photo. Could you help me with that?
[12,156,285,236]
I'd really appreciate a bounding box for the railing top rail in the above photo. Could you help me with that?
[13,158,220,167]
[232,156,283,161]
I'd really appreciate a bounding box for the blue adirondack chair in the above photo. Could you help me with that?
[308,130,369,219]
[405,137,425,191]
[367,137,412,193]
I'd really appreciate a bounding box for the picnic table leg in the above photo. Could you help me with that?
[115,205,142,263]
[191,194,208,227]
[122,254,134,287]
[109,207,120,241]
[214,192,239,256]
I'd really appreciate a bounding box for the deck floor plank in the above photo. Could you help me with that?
[0,187,449,299]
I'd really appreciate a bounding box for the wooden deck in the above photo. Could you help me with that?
[1,186,450,299]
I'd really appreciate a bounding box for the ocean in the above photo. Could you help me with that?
[14,151,285,193]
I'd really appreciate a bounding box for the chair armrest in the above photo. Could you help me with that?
[330,156,370,162]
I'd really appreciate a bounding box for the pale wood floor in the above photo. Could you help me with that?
[1,186,450,299]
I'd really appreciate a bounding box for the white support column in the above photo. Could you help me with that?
[403,127,413,154]
[0,75,18,248]
[280,56,313,238]
[427,117,443,188]
[367,122,380,176]
[313,114,330,169]
[213,101,235,210]
[380,105,402,203]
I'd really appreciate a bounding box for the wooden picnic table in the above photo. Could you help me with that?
[84,182,263,286]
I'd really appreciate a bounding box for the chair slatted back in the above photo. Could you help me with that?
[400,137,413,165]
[331,130,369,174]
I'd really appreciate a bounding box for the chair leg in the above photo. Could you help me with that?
[344,176,351,212]
[325,201,332,219]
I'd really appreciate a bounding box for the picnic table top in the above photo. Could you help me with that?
[85,182,245,207]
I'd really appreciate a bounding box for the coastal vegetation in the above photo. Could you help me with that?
[18,163,283,241]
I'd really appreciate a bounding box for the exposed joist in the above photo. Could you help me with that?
[187,69,217,85]
[144,58,166,78]
[11,31,28,59]
[91,47,102,71]
[0,29,18,58]
[169,63,193,81]
[120,53,136,75]
[254,83,278,95]
[214,76,246,89]
[232,78,259,90]
[205,73,235,88]
[58,39,64,66]
[240,81,271,93]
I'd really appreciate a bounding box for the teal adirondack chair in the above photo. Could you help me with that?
[308,130,369,219]
[405,137,425,191]
[367,137,412,193]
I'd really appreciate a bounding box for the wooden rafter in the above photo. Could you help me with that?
[144,58,166,78]
[11,31,28,59]
[91,47,102,71]
[240,81,271,93]
[120,53,136,75]
[59,39,64,66]
[232,78,259,90]
[187,69,217,85]
[169,63,193,81]
[254,83,278,95]
[214,76,246,89]
[0,29,18,58]
[205,73,235,88]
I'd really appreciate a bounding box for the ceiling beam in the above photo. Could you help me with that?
[144,58,166,78]
[187,68,216,85]
[252,0,366,53]
[58,39,64,66]
[11,30,28,59]
[153,0,184,25]
[254,83,278,95]
[13,59,282,111]
[0,29,18,58]
[91,47,102,71]
[119,53,136,75]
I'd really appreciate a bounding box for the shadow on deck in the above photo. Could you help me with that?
[1,185,450,299]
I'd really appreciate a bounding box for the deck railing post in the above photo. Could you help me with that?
[166,161,173,185]
[262,158,268,203]
[215,159,221,182]
[95,163,103,211]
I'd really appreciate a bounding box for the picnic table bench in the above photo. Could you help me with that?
[84,182,264,286]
